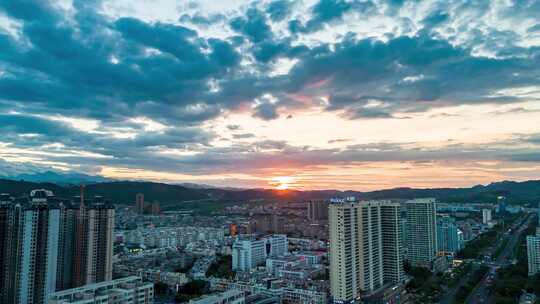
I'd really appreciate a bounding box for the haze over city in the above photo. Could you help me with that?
[1,0,540,190]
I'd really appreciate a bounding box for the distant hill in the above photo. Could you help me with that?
[0,179,208,204]
[206,181,540,205]
[0,179,539,207]
[7,171,113,184]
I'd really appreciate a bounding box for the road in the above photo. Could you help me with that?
[439,263,478,304]
[465,214,532,304]
[439,217,524,304]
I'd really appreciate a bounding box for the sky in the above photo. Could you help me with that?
[0,0,539,191]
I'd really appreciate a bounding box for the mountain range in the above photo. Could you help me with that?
[0,177,539,207]
[6,171,113,185]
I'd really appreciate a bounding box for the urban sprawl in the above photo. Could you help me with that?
[1,188,539,304]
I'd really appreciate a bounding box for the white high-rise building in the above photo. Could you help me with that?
[329,198,404,303]
[380,202,404,285]
[19,194,62,304]
[405,198,438,268]
[527,235,540,277]
[1,190,116,304]
[232,238,267,271]
[482,209,492,224]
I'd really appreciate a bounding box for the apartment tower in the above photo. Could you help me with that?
[307,200,329,222]
[405,198,438,268]
[135,193,145,214]
[73,196,115,286]
[0,189,115,304]
[329,198,403,303]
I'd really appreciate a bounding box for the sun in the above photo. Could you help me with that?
[269,176,295,190]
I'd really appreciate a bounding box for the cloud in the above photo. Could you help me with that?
[328,138,351,144]
[489,107,540,115]
[421,10,449,30]
[230,8,273,43]
[282,34,540,117]
[289,0,375,33]
[232,133,256,139]
[179,13,226,26]
[253,102,280,120]
[0,0,540,186]
[528,24,540,33]
[226,124,241,131]
[266,0,295,22]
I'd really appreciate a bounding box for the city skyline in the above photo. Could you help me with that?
[0,0,540,190]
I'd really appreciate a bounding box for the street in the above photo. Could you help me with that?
[465,214,532,304]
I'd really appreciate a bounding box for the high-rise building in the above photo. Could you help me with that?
[537,202,540,227]
[0,189,115,304]
[14,189,61,304]
[329,198,404,303]
[0,194,17,304]
[307,200,328,222]
[56,200,79,291]
[71,195,115,288]
[405,198,438,268]
[85,198,115,284]
[436,216,464,254]
[47,276,154,304]
[135,193,145,214]
[380,202,404,285]
[482,209,492,224]
[527,235,540,276]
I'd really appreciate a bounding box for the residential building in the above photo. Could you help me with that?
[0,194,16,303]
[189,290,245,304]
[307,200,328,222]
[405,198,438,268]
[266,234,288,257]
[0,189,115,304]
[527,235,540,276]
[82,198,115,284]
[47,276,154,304]
[437,216,464,254]
[14,189,61,304]
[380,202,404,285]
[151,201,160,215]
[232,238,267,271]
[135,193,145,214]
[482,209,492,224]
[295,251,324,265]
[329,198,404,303]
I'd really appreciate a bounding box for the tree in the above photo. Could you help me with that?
[154,282,169,295]
[206,255,235,279]
[175,280,210,303]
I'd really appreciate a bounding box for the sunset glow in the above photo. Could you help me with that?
[269,176,296,190]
